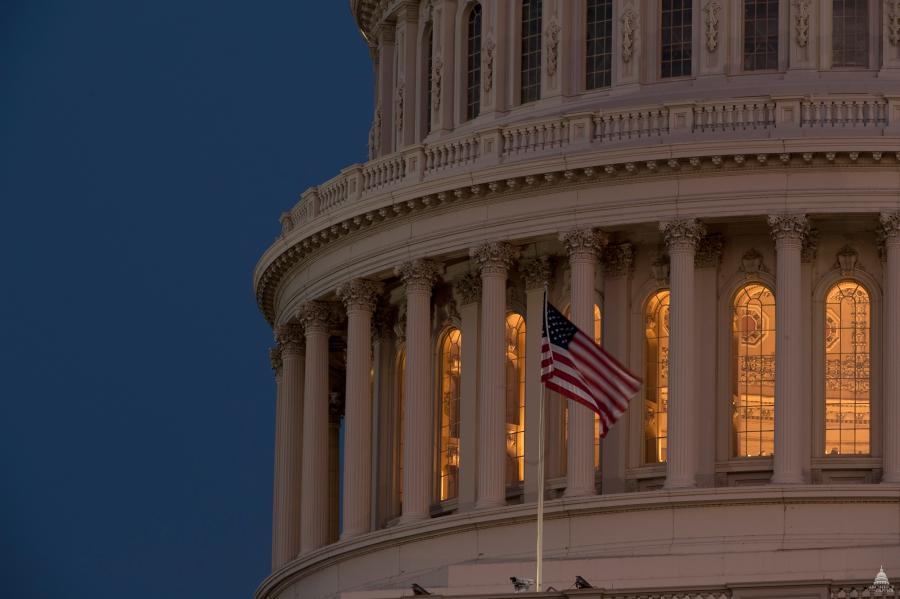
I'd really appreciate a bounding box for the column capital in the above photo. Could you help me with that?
[298,301,339,334]
[881,211,900,242]
[767,213,809,242]
[269,346,283,372]
[470,241,519,275]
[396,258,443,292]
[276,322,305,355]
[454,271,483,304]
[371,303,397,342]
[559,228,608,259]
[695,233,724,268]
[661,219,706,250]
[519,255,553,290]
[801,228,820,263]
[602,242,635,277]
[337,278,384,313]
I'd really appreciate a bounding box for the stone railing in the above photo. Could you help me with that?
[830,584,899,599]
[280,94,899,236]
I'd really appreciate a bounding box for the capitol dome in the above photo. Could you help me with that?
[255,2,900,598]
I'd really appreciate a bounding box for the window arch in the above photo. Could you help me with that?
[505,313,526,484]
[466,3,482,121]
[423,24,434,138]
[731,283,776,458]
[824,280,871,455]
[586,0,613,89]
[520,0,542,104]
[438,328,461,500]
[644,290,670,464]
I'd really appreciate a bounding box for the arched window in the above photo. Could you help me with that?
[824,281,871,455]
[586,0,613,89]
[832,0,868,68]
[593,304,602,469]
[520,0,542,104]
[424,25,434,137]
[466,4,482,121]
[438,328,462,500]
[397,349,406,505]
[505,314,526,484]
[731,283,776,458]
[644,290,670,464]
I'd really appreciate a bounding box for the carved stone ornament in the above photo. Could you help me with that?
[695,233,724,268]
[395,79,405,132]
[740,248,767,276]
[368,107,382,160]
[560,229,608,258]
[621,7,638,63]
[801,227,819,263]
[393,302,407,341]
[661,219,706,249]
[395,258,443,291]
[519,256,553,290]
[651,254,670,285]
[889,0,900,46]
[768,214,809,241]
[371,303,396,341]
[269,346,283,372]
[602,242,635,278]
[483,36,496,92]
[703,0,721,52]
[881,211,900,241]
[793,0,811,48]
[275,322,305,354]
[835,245,860,275]
[298,301,339,333]
[546,20,561,76]
[337,278,384,312]
[431,58,443,112]
[280,212,295,236]
[454,271,483,304]
[470,241,519,275]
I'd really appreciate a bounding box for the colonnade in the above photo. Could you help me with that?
[268,212,900,570]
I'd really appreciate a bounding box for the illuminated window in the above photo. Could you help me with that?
[505,314,526,484]
[586,0,613,89]
[466,4,482,120]
[644,290,670,463]
[438,329,462,500]
[660,0,692,78]
[593,304,602,469]
[520,0,542,104]
[397,349,406,505]
[743,0,778,71]
[731,283,776,458]
[824,281,871,455]
[832,0,868,67]
[424,25,434,136]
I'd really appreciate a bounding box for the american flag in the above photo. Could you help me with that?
[540,299,641,437]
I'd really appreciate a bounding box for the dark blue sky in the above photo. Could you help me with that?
[0,2,372,596]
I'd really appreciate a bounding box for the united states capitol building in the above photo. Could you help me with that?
[254,1,900,598]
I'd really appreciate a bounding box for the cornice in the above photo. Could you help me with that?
[254,146,900,326]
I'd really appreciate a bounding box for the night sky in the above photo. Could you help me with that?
[0,2,372,597]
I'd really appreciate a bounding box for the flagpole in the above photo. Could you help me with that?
[536,285,550,592]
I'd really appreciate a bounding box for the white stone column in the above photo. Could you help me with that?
[454,272,482,512]
[661,219,706,489]
[694,235,723,488]
[599,243,634,494]
[471,242,519,509]
[881,213,900,482]
[299,301,334,553]
[520,256,553,502]
[396,259,442,521]
[270,324,305,569]
[560,229,607,497]
[337,279,383,540]
[768,214,808,485]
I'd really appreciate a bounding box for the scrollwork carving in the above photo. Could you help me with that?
[298,301,339,334]
[276,322,306,354]
[483,36,496,92]
[395,79,404,132]
[396,258,443,292]
[470,241,519,275]
[431,59,443,112]
[546,20,561,76]
[801,228,819,263]
[793,0,811,48]
[703,0,721,52]
[560,229,608,258]
[519,256,553,290]
[835,245,860,275]
[602,242,635,278]
[661,219,706,249]
[889,0,900,46]
[695,233,724,268]
[454,271,483,304]
[621,7,638,63]
[881,211,900,241]
[337,278,384,312]
[768,214,809,242]
[740,249,768,276]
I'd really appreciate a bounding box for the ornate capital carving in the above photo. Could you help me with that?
[881,211,900,242]
[602,242,635,277]
[768,214,809,242]
[695,233,724,268]
[337,278,383,312]
[661,219,706,250]
[298,301,338,334]
[371,303,397,342]
[396,258,443,292]
[560,229,608,259]
[801,227,819,263]
[275,322,305,354]
[519,256,553,290]
[269,346,283,372]
[470,241,519,275]
[454,271,483,304]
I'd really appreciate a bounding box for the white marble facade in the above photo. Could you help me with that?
[257,2,900,598]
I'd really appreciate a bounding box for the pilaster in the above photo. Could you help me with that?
[454,271,482,512]
[694,235,722,488]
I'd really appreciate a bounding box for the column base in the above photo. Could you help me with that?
[770,474,804,485]
[398,512,429,525]
[563,485,596,498]
[663,478,696,490]
[475,498,506,510]
[339,529,368,542]
[880,473,900,484]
